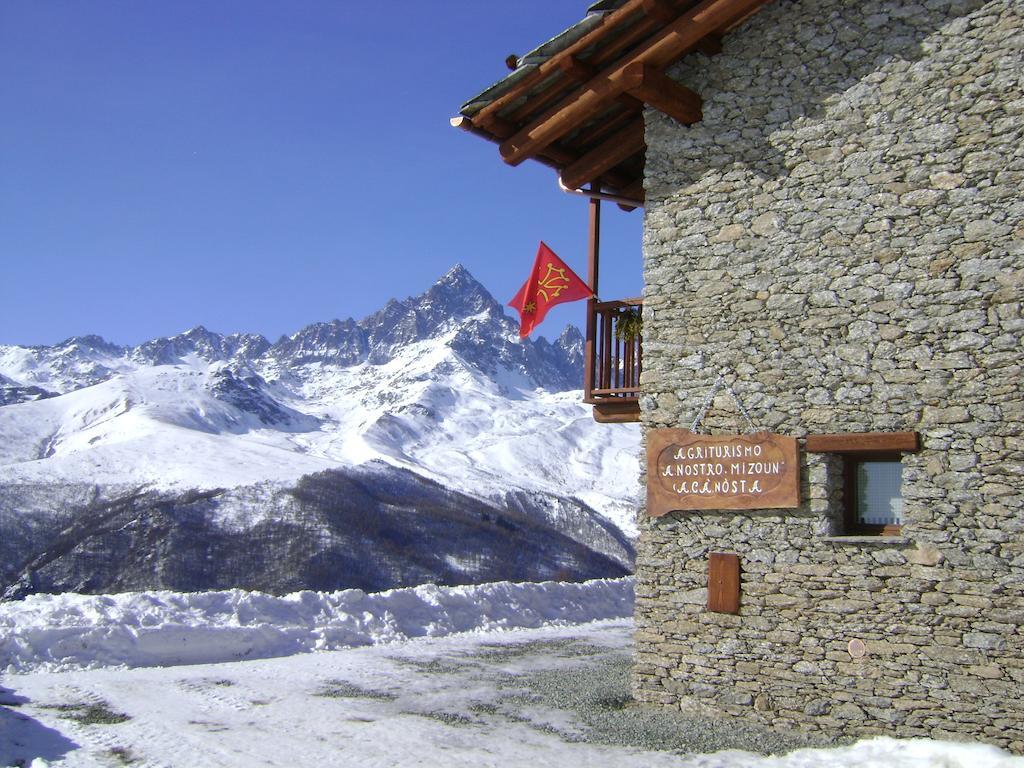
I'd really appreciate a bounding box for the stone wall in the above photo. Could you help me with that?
[634,0,1023,750]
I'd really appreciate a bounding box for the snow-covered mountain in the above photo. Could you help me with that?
[0,266,641,596]
[0,265,583,394]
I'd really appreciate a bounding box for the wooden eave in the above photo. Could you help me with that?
[452,0,771,206]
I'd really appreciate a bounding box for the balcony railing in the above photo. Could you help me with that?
[584,297,642,422]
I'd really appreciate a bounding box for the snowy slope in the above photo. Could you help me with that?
[0,266,641,535]
[0,362,335,489]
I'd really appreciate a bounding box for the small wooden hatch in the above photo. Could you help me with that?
[707,552,740,614]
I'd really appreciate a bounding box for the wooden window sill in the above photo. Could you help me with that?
[819,535,909,545]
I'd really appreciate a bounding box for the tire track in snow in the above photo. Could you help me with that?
[175,677,252,713]
[44,679,245,768]
[123,676,269,767]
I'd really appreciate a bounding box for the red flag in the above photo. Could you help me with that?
[508,242,593,339]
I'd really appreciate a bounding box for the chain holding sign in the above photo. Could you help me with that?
[647,430,800,517]
[689,369,758,435]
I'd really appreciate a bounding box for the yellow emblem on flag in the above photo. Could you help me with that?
[537,263,570,302]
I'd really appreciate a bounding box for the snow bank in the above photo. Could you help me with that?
[0,577,633,673]
[16,737,1024,768]
[757,737,1023,767]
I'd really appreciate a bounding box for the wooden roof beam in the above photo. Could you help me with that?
[571,102,642,150]
[471,0,658,132]
[618,179,645,200]
[498,0,770,166]
[451,116,579,174]
[696,33,723,55]
[501,63,699,166]
[502,33,647,128]
[452,115,639,191]
[498,4,688,130]
[450,114,516,141]
[616,179,645,211]
[560,121,646,191]
[450,115,492,140]
[624,63,702,125]
[559,55,596,83]
[641,0,678,24]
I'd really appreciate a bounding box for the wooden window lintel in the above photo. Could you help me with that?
[805,431,919,454]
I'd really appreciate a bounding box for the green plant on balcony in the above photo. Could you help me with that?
[614,308,643,342]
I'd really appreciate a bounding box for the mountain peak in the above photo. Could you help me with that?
[557,325,584,345]
[427,264,493,305]
[50,334,124,356]
[424,263,492,301]
[439,263,472,283]
[130,325,228,366]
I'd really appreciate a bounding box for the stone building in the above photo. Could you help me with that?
[455,0,1023,751]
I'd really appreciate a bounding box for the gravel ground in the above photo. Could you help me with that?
[511,656,835,755]
[384,631,839,757]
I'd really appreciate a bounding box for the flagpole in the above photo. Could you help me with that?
[584,192,601,401]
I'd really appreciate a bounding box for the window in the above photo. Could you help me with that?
[845,454,903,535]
[806,431,919,538]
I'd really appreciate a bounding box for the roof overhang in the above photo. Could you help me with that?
[452,0,772,208]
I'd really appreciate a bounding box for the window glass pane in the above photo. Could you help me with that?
[856,461,903,527]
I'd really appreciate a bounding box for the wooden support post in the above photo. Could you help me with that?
[583,195,601,400]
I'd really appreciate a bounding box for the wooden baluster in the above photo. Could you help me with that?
[615,313,622,393]
[636,316,643,389]
[600,309,610,391]
[626,331,634,391]
[619,308,625,392]
[605,309,611,391]
[629,332,636,389]
[602,309,610,393]
[622,325,631,392]
[629,308,638,388]
[620,332,626,393]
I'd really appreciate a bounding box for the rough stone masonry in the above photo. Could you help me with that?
[634,0,1023,751]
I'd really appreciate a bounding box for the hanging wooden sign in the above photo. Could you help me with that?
[647,429,800,516]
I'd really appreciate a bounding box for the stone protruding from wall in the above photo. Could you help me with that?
[635,0,1023,752]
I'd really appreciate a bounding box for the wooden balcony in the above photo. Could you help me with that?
[584,297,642,423]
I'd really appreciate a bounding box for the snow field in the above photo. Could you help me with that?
[3,621,1020,768]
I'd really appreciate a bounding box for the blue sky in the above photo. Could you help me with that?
[0,2,643,347]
